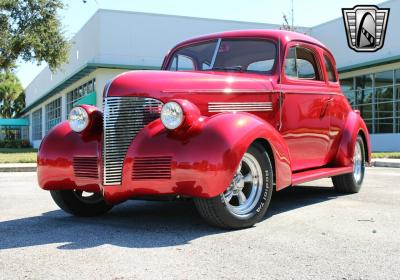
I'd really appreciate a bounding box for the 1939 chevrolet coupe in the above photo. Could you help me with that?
[38,30,371,229]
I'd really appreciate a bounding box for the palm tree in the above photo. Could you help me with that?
[0,71,25,118]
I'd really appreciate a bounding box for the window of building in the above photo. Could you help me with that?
[32,108,42,140]
[375,71,394,133]
[340,70,399,134]
[66,79,96,117]
[324,55,337,82]
[46,98,61,133]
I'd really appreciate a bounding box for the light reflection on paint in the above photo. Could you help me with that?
[224,88,233,93]
[226,76,234,83]
[236,118,247,127]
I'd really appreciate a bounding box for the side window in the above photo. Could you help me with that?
[170,55,195,71]
[324,54,337,82]
[284,46,321,81]
[296,47,320,80]
[284,47,297,78]
[247,59,275,72]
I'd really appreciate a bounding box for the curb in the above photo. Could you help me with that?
[371,160,400,168]
[0,165,37,172]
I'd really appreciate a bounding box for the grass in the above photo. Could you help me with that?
[0,148,37,164]
[371,152,400,159]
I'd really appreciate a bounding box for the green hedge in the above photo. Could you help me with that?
[0,139,31,149]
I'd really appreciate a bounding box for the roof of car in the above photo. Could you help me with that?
[173,29,327,50]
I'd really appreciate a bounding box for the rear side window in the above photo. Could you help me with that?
[324,54,337,82]
[284,46,321,81]
[170,54,195,71]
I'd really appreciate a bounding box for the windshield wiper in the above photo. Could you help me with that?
[212,66,243,72]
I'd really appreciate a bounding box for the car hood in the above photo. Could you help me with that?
[106,70,276,102]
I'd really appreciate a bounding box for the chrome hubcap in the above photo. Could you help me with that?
[353,141,363,183]
[223,153,264,218]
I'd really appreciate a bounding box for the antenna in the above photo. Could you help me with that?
[291,0,294,29]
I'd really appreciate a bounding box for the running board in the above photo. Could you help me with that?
[291,166,353,185]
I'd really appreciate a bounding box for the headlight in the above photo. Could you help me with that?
[69,106,89,132]
[161,101,184,130]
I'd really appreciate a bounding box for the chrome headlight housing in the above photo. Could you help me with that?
[161,101,184,130]
[68,106,89,132]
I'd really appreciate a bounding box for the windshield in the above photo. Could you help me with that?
[168,38,277,75]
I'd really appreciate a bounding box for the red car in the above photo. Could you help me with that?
[38,30,371,229]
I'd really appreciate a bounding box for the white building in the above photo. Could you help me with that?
[23,1,400,151]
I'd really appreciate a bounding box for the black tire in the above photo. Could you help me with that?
[194,143,274,229]
[50,189,113,217]
[332,135,366,193]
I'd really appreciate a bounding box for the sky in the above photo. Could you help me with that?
[15,0,383,88]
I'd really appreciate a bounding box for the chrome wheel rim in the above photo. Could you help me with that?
[72,190,104,204]
[223,153,264,218]
[353,141,363,183]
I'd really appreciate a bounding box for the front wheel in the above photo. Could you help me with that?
[332,135,366,193]
[194,143,273,229]
[50,189,113,217]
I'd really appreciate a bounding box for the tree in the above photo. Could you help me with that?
[0,71,25,118]
[0,0,69,72]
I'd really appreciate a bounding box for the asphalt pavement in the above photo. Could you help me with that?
[0,168,399,280]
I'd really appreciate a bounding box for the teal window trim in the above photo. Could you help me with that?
[73,91,97,106]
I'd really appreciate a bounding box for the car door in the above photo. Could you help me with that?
[279,43,332,171]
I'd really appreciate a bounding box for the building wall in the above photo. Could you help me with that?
[310,0,400,69]
[25,13,100,107]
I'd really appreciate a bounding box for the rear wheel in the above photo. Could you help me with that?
[194,143,273,229]
[50,189,113,216]
[332,135,366,193]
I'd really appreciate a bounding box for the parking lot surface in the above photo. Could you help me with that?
[0,168,399,280]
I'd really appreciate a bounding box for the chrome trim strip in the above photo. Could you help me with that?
[208,102,273,112]
[161,89,275,94]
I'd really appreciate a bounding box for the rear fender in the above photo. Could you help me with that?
[334,111,371,166]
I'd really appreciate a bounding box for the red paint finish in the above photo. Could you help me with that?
[37,30,371,205]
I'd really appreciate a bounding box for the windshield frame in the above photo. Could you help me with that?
[165,37,278,76]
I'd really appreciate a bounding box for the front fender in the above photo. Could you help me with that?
[334,111,371,166]
[37,121,102,192]
[103,112,292,203]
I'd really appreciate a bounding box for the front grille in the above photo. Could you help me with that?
[103,97,163,185]
[73,156,98,179]
[132,156,172,180]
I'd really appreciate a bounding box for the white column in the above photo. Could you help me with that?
[61,94,67,121]
[41,105,46,139]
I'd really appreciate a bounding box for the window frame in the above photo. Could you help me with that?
[281,42,325,86]
[165,37,279,76]
[323,52,338,84]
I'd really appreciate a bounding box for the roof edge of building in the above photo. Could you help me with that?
[20,63,159,115]
[338,54,400,74]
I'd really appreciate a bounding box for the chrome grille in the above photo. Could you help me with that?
[103,97,163,185]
